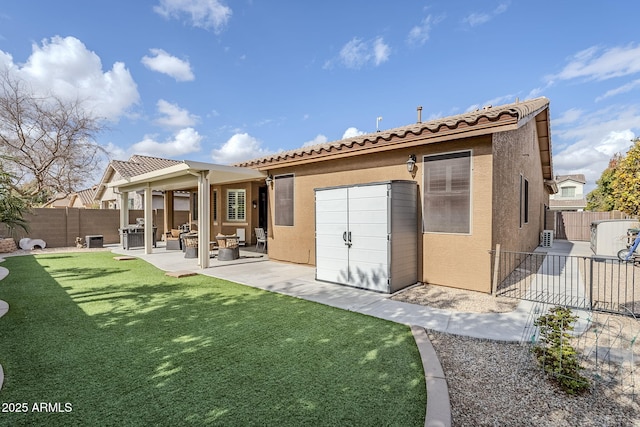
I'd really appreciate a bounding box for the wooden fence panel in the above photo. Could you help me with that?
[554,211,629,241]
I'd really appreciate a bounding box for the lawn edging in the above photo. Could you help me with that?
[411,325,451,427]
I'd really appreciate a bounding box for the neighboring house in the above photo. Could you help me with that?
[94,155,190,211]
[108,97,556,294]
[548,174,587,211]
[43,186,99,209]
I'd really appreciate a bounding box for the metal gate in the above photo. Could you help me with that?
[491,249,640,317]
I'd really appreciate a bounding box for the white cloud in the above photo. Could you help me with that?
[130,128,202,157]
[407,14,445,46]
[342,127,365,139]
[372,37,390,66]
[154,0,232,33]
[303,134,328,147]
[593,130,635,157]
[551,105,640,190]
[1,36,139,121]
[141,48,194,81]
[155,99,199,128]
[552,108,584,126]
[548,44,640,82]
[328,37,391,70]
[463,12,491,26]
[596,78,640,102]
[210,133,272,164]
[103,142,127,160]
[339,38,368,69]
[462,2,509,27]
[526,82,552,100]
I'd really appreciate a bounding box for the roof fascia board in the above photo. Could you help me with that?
[109,162,266,191]
[112,174,199,193]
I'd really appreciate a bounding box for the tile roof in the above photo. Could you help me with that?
[76,186,97,206]
[235,97,550,168]
[94,155,183,201]
[555,174,586,184]
[110,155,182,179]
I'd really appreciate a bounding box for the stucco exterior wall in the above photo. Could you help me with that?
[265,135,495,292]
[421,138,493,292]
[491,118,549,254]
[210,181,263,245]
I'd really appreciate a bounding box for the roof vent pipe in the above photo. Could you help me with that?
[417,106,422,123]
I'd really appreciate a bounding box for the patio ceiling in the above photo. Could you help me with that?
[108,160,266,193]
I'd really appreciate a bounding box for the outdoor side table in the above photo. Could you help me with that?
[85,235,103,248]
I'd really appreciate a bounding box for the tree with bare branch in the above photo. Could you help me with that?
[0,71,107,204]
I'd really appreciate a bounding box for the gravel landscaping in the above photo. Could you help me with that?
[395,283,640,426]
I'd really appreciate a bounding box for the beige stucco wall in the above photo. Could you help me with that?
[265,135,496,292]
[491,118,549,254]
[210,181,263,245]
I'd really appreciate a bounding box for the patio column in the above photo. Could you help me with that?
[163,191,174,234]
[197,171,210,268]
[144,183,153,254]
[119,191,129,246]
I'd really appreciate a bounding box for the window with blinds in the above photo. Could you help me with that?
[520,176,529,227]
[423,151,471,233]
[227,189,246,221]
[275,174,294,226]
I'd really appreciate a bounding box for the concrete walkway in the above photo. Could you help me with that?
[112,241,593,343]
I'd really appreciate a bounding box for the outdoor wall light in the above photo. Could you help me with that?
[252,200,257,209]
[406,154,417,173]
[265,175,273,186]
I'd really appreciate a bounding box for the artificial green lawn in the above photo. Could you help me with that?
[0,252,425,426]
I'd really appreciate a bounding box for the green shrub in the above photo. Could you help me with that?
[533,306,590,394]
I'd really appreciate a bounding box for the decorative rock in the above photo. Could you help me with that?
[19,238,47,250]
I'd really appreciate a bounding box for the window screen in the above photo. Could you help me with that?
[423,151,471,233]
[275,174,294,226]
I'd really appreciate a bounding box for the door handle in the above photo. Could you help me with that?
[343,231,352,247]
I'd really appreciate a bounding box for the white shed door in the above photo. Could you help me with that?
[315,187,349,285]
[347,185,389,291]
[315,184,389,291]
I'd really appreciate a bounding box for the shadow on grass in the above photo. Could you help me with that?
[0,253,426,426]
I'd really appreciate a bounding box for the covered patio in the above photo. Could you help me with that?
[108,160,266,268]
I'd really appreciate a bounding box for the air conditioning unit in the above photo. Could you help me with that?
[540,230,553,247]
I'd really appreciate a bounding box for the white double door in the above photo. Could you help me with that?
[315,184,390,292]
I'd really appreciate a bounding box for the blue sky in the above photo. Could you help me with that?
[1,1,639,191]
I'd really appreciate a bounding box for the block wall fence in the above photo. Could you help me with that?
[0,208,189,248]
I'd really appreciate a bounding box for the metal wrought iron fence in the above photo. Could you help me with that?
[491,249,640,317]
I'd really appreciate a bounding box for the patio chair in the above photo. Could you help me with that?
[255,228,267,252]
[217,234,240,261]
[165,229,181,250]
[182,233,198,258]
